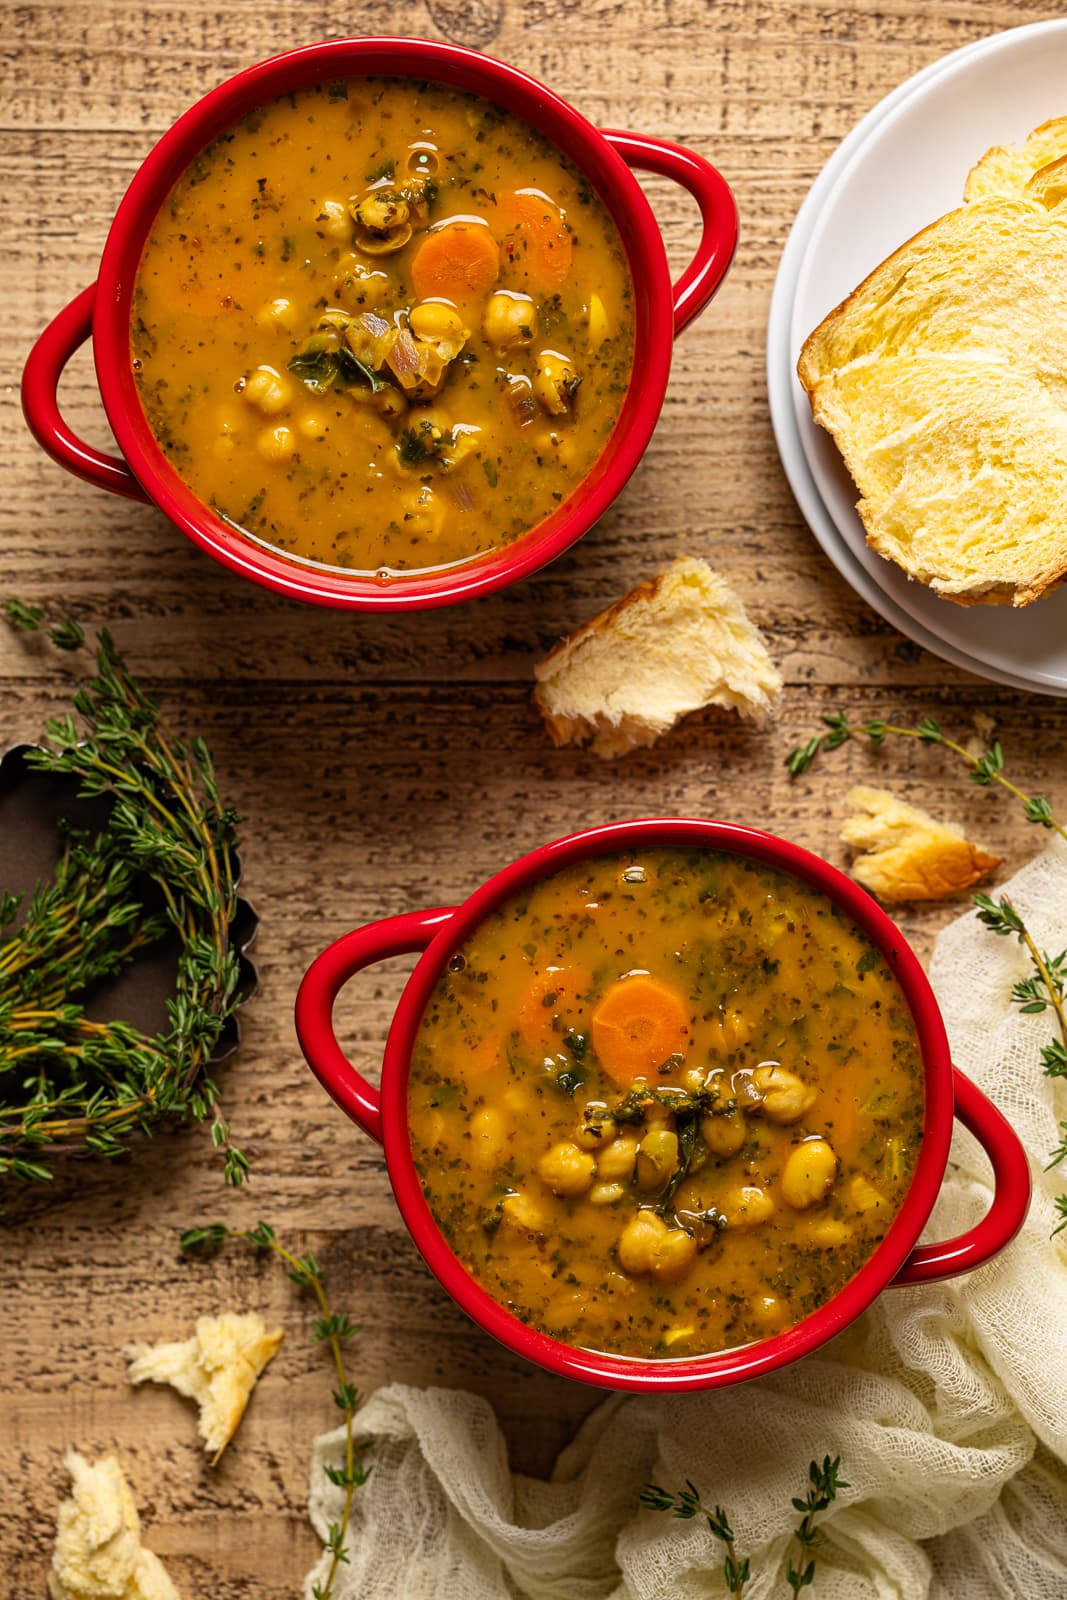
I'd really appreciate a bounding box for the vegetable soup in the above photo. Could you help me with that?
[408,849,925,1359]
[131,78,635,578]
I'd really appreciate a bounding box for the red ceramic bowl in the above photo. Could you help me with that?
[21,38,737,611]
[295,817,1031,1392]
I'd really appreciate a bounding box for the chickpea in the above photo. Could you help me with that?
[244,365,292,416]
[537,1140,596,1198]
[588,1181,626,1206]
[256,424,295,463]
[533,350,581,416]
[470,1107,505,1170]
[317,198,352,239]
[751,1063,816,1125]
[701,1111,746,1158]
[635,1128,679,1193]
[597,1135,639,1182]
[722,1184,774,1229]
[256,296,299,332]
[750,1292,788,1330]
[410,300,469,359]
[482,290,538,349]
[297,414,329,442]
[500,1191,544,1235]
[682,1067,709,1095]
[618,1210,698,1282]
[649,1225,698,1282]
[574,1105,616,1151]
[617,1210,663,1275]
[335,254,389,309]
[781,1137,838,1210]
[805,1217,852,1248]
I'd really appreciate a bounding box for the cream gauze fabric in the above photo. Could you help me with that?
[306,839,1067,1599]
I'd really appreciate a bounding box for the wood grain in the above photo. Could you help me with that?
[2,1,1064,1592]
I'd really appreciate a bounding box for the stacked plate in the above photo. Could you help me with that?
[768,19,1067,696]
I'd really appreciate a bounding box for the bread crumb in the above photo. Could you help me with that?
[49,1451,180,1600]
[532,557,782,759]
[127,1312,283,1463]
[964,711,997,761]
[841,785,1001,903]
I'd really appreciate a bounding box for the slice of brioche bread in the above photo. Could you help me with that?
[964,116,1067,202]
[841,784,1000,903]
[532,557,782,758]
[127,1312,283,1464]
[797,192,1067,606]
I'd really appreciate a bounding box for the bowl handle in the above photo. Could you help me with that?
[891,1066,1031,1286]
[603,131,738,337]
[294,907,457,1146]
[21,282,150,502]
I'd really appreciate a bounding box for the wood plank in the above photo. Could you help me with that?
[3,1,1065,1592]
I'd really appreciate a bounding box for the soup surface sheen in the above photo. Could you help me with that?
[408,849,925,1359]
[131,78,635,578]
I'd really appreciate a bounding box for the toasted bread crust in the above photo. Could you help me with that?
[841,785,1001,903]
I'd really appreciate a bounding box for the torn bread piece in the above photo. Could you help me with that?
[841,785,1001,903]
[49,1451,180,1600]
[127,1312,283,1463]
[963,115,1067,203]
[532,557,782,759]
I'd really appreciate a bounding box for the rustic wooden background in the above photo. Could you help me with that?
[3,0,1065,1592]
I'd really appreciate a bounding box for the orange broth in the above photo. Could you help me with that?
[408,848,925,1359]
[130,78,635,578]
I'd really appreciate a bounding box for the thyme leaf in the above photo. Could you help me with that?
[181,1223,369,1596]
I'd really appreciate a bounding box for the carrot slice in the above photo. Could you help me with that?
[516,963,591,1051]
[410,222,500,303]
[496,190,573,291]
[590,975,690,1088]
[439,1027,504,1081]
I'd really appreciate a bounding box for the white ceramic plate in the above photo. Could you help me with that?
[769,21,1067,696]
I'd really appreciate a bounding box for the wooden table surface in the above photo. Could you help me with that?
[3,1,1065,1592]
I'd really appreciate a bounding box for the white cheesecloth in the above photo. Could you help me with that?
[306,839,1067,1599]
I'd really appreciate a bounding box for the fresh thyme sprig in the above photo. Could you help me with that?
[974,894,1067,1234]
[180,1222,369,1597]
[785,1456,849,1593]
[786,710,1067,1235]
[640,1480,749,1596]
[641,1456,848,1595]
[786,713,1065,846]
[1,610,248,1184]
